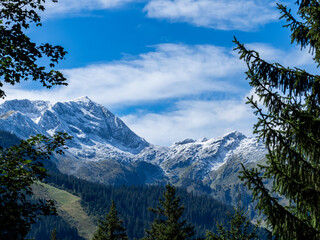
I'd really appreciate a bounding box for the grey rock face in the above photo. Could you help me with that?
[0,97,149,161]
[0,97,266,193]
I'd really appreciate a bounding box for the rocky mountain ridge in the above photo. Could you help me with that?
[0,97,267,204]
[0,97,149,158]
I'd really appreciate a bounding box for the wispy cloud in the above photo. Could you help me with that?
[122,98,256,146]
[42,0,278,31]
[43,0,138,16]
[245,43,315,69]
[144,0,279,31]
[3,43,246,106]
[2,43,315,146]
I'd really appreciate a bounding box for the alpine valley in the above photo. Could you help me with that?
[0,97,267,209]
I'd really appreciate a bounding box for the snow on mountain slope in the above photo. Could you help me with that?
[0,97,150,162]
[0,99,51,122]
[138,131,266,186]
[0,110,47,139]
[0,97,266,187]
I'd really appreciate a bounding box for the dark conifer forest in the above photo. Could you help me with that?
[0,130,265,240]
[44,163,233,239]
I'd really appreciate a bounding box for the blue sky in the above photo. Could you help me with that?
[3,0,316,146]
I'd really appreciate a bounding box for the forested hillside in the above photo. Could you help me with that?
[45,166,233,239]
[27,215,83,240]
[0,129,20,148]
[0,130,265,239]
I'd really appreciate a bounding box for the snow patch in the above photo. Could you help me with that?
[0,97,266,182]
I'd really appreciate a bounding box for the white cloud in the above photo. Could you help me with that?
[2,44,246,106]
[144,0,279,31]
[2,43,315,146]
[246,43,315,67]
[122,98,256,146]
[43,0,138,16]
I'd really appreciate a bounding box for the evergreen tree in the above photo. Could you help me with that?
[142,184,196,240]
[234,0,320,239]
[92,201,128,240]
[0,133,71,239]
[0,1,69,238]
[0,0,67,98]
[205,207,260,240]
[51,228,57,240]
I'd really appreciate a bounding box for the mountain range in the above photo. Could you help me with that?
[0,96,267,208]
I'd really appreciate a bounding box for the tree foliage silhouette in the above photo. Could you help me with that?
[92,201,128,240]
[0,0,67,98]
[0,133,72,239]
[234,0,320,239]
[0,0,69,239]
[142,184,196,240]
[205,207,260,240]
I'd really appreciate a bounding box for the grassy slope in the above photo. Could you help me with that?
[38,183,97,240]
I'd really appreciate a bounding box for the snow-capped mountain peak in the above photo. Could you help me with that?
[0,97,149,160]
[71,96,93,104]
[0,97,266,190]
[156,129,264,176]
[0,99,51,121]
